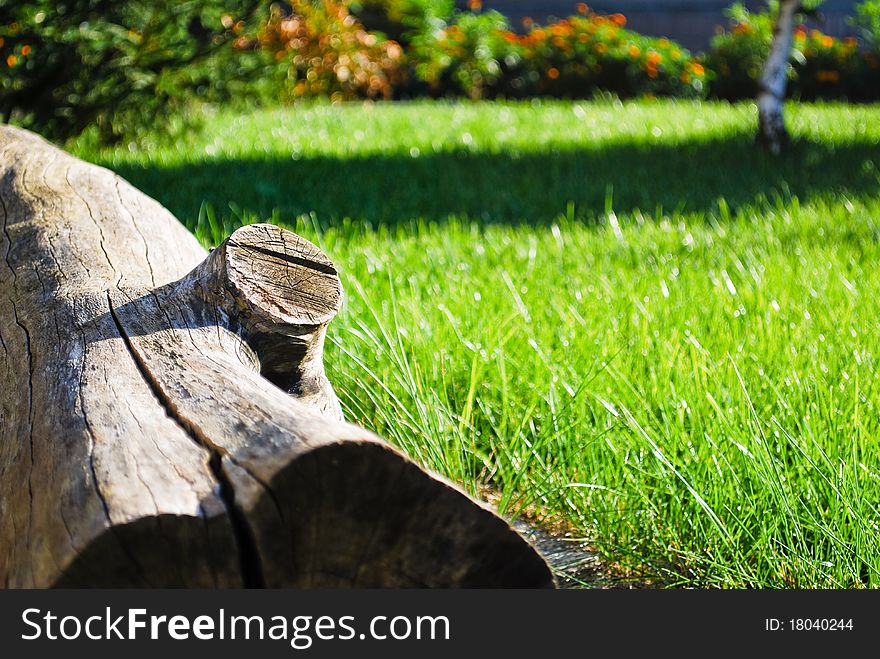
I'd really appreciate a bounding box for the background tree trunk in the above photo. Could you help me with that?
[757,0,801,153]
[0,125,554,589]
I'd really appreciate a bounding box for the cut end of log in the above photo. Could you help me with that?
[224,224,342,329]
[229,441,557,588]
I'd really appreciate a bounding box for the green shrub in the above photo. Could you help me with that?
[0,0,268,142]
[410,9,520,98]
[851,0,880,46]
[703,3,772,100]
[347,0,454,43]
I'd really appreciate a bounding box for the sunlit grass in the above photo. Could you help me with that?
[71,100,880,588]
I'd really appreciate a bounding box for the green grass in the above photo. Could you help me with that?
[72,100,880,588]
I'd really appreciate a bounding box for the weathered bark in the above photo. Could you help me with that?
[0,125,554,588]
[757,0,800,154]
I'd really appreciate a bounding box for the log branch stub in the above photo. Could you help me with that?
[179,223,344,419]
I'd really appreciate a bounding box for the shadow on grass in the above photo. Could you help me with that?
[103,133,880,228]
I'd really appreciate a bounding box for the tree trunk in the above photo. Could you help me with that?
[0,125,554,589]
[757,0,800,154]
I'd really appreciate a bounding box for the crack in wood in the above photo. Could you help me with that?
[0,187,38,587]
[231,240,338,276]
[107,291,265,588]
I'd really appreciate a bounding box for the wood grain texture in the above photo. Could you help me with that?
[0,125,238,587]
[0,125,554,588]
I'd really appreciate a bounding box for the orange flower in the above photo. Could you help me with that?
[6,54,17,67]
[468,0,482,10]
[610,13,626,27]
[647,51,662,65]
[689,62,705,76]
[576,3,588,14]
[0,37,4,48]
[816,69,840,82]
[821,35,833,48]
[628,44,640,59]
[547,67,560,79]
[21,44,31,56]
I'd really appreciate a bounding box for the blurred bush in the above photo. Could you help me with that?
[792,27,878,100]
[346,0,454,43]
[703,3,772,100]
[706,2,880,101]
[851,0,880,46]
[410,5,706,100]
[0,0,268,142]
[259,0,406,101]
[514,10,706,99]
[410,9,520,98]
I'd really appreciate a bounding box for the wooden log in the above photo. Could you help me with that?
[0,125,554,588]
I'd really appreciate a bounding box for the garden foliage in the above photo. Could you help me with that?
[706,2,880,101]
[851,0,880,46]
[410,5,706,99]
[259,0,405,101]
[4,1,880,142]
[346,0,454,43]
[0,0,268,141]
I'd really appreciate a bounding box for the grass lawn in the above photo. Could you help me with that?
[72,100,880,588]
